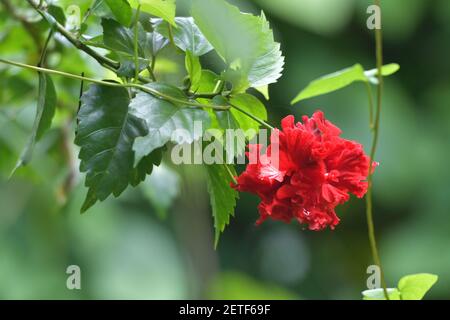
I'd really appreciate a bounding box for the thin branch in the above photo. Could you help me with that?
[365,0,389,300]
[0,58,231,111]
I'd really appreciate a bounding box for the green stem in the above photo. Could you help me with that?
[133,4,141,83]
[365,81,375,130]
[0,58,230,111]
[38,28,54,67]
[25,0,152,84]
[229,103,274,130]
[365,0,389,300]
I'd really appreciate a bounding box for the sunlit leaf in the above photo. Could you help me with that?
[129,0,176,26]
[229,93,267,139]
[398,273,438,300]
[291,63,401,104]
[192,0,284,92]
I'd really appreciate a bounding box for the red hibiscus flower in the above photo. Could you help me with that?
[232,111,376,231]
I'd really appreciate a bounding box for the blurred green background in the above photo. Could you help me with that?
[1,0,449,299]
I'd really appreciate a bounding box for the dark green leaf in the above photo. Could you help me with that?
[102,18,145,55]
[205,163,238,247]
[11,73,56,175]
[75,84,148,212]
[105,0,133,26]
[154,17,213,56]
[130,83,211,164]
[101,18,150,77]
[47,5,66,26]
[129,148,163,187]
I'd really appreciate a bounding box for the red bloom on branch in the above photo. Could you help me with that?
[232,111,376,231]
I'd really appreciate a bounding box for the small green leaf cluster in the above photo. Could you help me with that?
[362,273,438,300]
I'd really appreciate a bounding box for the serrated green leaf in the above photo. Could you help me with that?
[205,163,238,247]
[129,148,163,187]
[154,17,213,56]
[185,50,202,92]
[75,84,148,213]
[229,93,267,139]
[398,273,438,300]
[291,63,401,104]
[105,0,133,26]
[130,83,211,164]
[11,73,56,176]
[192,0,284,92]
[129,0,176,26]
[362,288,401,300]
[142,164,181,219]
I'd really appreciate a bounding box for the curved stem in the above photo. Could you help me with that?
[365,0,389,300]
[0,58,230,111]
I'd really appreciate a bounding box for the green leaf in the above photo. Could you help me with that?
[291,64,366,104]
[75,84,148,213]
[255,85,269,100]
[129,0,176,26]
[154,17,213,56]
[205,164,238,247]
[398,273,438,300]
[105,0,133,26]
[102,18,145,54]
[364,63,401,84]
[229,93,267,139]
[47,5,66,26]
[365,63,401,78]
[130,83,211,164]
[101,18,149,77]
[185,50,202,92]
[148,30,169,56]
[142,164,181,219]
[362,288,401,300]
[192,0,284,91]
[11,73,56,176]
[291,63,401,104]
[197,70,221,95]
